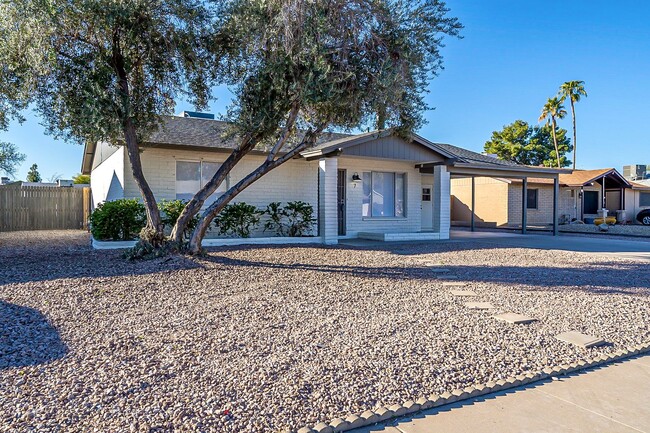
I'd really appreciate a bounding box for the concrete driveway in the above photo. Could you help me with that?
[450,229,650,261]
[352,353,650,433]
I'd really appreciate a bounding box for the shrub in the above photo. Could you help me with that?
[283,201,315,236]
[90,199,146,241]
[159,199,199,240]
[261,201,315,237]
[262,201,285,235]
[214,202,261,238]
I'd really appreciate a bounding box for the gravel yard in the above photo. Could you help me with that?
[1,230,649,432]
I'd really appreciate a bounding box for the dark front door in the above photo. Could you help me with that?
[337,169,346,235]
[583,191,599,215]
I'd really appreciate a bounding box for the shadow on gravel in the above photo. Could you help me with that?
[0,300,68,369]
[199,254,650,293]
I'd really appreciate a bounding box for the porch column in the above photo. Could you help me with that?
[553,177,559,236]
[433,165,451,239]
[470,176,476,232]
[318,157,338,245]
[521,177,528,234]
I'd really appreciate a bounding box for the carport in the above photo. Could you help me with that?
[416,146,564,235]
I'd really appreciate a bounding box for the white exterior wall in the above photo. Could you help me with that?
[90,146,125,206]
[337,157,423,237]
[121,147,319,237]
[627,189,650,224]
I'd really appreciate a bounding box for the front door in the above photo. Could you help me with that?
[421,185,433,230]
[337,169,346,236]
[583,191,599,215]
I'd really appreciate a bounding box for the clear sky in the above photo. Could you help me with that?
[2,0,649,181]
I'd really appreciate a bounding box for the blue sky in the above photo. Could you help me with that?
[2,0,649,181]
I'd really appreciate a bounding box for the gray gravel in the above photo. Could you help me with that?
[1,230,649,432]
[560,223,650,237]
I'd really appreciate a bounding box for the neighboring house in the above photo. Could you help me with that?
[81,113,562,244]
[451,168,637,227]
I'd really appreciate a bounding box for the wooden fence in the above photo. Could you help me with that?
[0,183,91,231]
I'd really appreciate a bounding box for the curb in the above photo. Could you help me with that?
[296,342,650,433]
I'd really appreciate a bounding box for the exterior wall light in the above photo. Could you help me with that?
[351,173,362,182]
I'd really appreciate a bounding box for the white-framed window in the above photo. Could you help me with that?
[175,160,227,204]
[362,171,406,217]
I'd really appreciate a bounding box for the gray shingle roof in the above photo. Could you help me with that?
[145,116,350,151]
[431,142,520,167]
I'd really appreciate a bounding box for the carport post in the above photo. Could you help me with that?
[521,177,527,234]
[471,176,476,232]
[553,177,559,236]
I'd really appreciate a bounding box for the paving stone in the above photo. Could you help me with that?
[493,312,538,324]
[441,281,466,287]
[465,302,495,310]
[450,289,477,297]
[555,331,607,349]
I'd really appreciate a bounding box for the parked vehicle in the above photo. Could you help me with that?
[636,209,650,225]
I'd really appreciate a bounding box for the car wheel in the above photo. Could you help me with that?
[643,215,650,226]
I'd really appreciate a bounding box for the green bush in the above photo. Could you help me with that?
[214,202,261,238]
[90,199,146,241]
[261,201,315,237]
[159,199,199,240]
[284,201,315,236]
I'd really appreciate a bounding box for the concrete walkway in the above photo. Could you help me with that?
[351,353,650,433]
[450,229,650,261]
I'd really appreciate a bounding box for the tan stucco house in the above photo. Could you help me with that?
[82,113,563,245]
[450,168,644,227]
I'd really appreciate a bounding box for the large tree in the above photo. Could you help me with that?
[0,0,219,244]
[171,0,462,253]
[484,120,572,167]
[0,142,25,177]
[559,80,587,170]
[539,97,567,168]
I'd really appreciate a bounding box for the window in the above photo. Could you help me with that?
[361,171,406,217]
[526,188,538,209]
[640,192,650,207]
[422,187,431,202]
[176,160,227,203]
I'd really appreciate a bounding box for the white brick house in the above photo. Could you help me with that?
[82,114,561,244]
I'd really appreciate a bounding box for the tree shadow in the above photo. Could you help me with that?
[0,300,68,369]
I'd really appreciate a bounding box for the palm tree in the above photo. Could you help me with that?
[539,97,567,168]
[558,81,587,170]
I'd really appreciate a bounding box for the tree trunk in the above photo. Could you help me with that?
[187,128,321,254]
[571,100,577,170]
[112,33,163,245]
[551,117,561,168]
[122,118,163,242]
[170,105,301,244]
[169,141,252,243]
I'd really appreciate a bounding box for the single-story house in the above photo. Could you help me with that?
[450,168,642,227]
[82,112,563,244]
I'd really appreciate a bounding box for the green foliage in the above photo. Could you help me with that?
[159,199,199,240]
[72,173,90,184]
[559,81,587,104]
[0,142,25,177]
[484,120,573,168]
[26,163,41,182]
[263,201,315,236]
[262,202,285,235]
[214,202,261,238]
[0,0,219,147]
[219,0,462,141]
[90,199,146,241]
